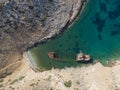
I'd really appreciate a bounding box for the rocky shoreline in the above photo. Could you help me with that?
[0,0,87,78]
[26,0,87,50]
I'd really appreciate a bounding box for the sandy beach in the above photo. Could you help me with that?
[1,55,120,90]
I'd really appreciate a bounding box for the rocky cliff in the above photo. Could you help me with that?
[0,0,86,78]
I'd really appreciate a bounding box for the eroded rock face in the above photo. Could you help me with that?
[0,0,86,77]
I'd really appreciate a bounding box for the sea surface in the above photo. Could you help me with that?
[28,0,120,71]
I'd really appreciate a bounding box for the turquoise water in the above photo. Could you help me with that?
[28,0,120,71]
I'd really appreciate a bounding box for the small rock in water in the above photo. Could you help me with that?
[48,51,59,61]
[76,51,91,62]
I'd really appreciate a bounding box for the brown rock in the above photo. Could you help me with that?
[48,51,59,61]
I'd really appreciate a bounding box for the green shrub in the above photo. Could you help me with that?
[64,80,72,88]
[10,79,19,85]
[19,76,25,80]
[0,79,3,83]
[0,84,3,88]
[30,83,35,86]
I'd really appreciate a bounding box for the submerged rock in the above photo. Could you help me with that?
[76,51,91,62]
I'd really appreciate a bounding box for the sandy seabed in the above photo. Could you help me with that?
[2,56,120,90]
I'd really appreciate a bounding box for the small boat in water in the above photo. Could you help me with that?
[76,51,91,62]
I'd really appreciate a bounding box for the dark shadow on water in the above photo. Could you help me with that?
[72,47,80,53]
[92,12,105,33]
[111,29,120,36]
[99,1,107,13]
[75,41,79,47]
[98,33,102,40]
[105,0,109,4]
[57,60,75,64]
[114,22,120,27]
[76,58,94,64]
[108,2,120,19]
[111,22,120,36]
[91,12,106,40]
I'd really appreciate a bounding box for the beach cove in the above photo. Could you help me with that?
[27,0,120,71]
[1,0,120,89]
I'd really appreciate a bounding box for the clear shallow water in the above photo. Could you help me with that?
[28,0,120,71]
